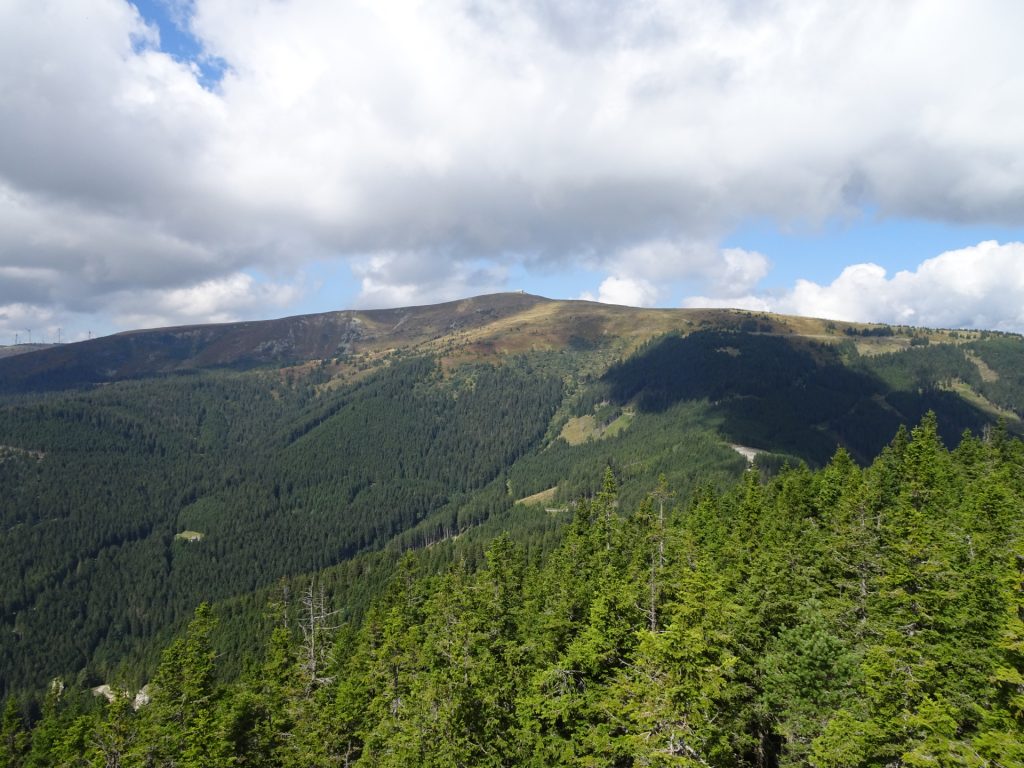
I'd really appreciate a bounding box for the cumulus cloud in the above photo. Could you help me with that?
[780,241,1024,331]
[2,0,1024,331]
[110,272,304,329]
[681,294,774,312]
[686,241,1024,332]
[580,242,769,307]
[581,275,660,307]
[714,249,771,297]
[0,272,302,343]
[351,251,507,309]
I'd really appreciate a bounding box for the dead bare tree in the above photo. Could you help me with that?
[648,475,675,631]
[298,579,340,688]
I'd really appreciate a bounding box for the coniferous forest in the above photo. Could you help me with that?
[4,0,1024,760]
[4,415,1023,767]
[3,298,1024,765]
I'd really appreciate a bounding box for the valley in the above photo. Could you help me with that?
[2,293,1024,766]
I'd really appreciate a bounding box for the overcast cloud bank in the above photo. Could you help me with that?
[2,0,1024,339]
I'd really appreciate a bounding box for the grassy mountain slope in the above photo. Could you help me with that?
[0,292,992,390]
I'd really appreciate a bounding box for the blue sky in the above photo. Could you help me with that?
[131,0,227,88]
[2,0,1024,342]
[724,217,1024,290]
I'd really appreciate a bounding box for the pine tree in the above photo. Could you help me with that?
[611,526,737,767]
[23,678,89,768]
[759,600,857,767]
[358,554,431,766]
[91,693,137,768]
[1,698,29,768]
[226,625,298,767]
[138,603,231,767]
[974,545,1024,766]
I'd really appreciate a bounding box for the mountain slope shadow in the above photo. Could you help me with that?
[601,331,992,464]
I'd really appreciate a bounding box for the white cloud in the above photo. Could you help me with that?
[110,273,303,330]
[611,240,719,283]
[0,271,302,341]
[351,251,507,309]
[582,275,660,307]
[681,293,773,312]
[779,241,1024,331]
[0,302,58,345]
[714,248,771,297]
[685,241,1024,332]
[2,1,1024,329]
[593,240,769,304]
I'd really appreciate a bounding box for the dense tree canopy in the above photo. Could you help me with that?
[10,416,1024,766]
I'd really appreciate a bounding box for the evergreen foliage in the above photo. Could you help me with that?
[13,417,1024,765]
[0,358,562,694]
[5,320,1024,716]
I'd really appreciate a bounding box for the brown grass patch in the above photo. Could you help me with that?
[560,415,598,445]
[516,487,558,506]
[965,350,999,382]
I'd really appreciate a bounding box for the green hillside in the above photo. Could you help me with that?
[6,416,1023,767]
[2,294,1024,709]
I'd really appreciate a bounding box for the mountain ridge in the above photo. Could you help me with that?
[0,291,991,392]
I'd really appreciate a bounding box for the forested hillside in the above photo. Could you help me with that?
[5,416,1023,767]
[3,294,1024,723]
[0,358,562,693]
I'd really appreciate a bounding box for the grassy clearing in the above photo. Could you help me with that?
[603,411,634,438]
[947,380,1019,423]
[853,337,912,356]
[560,415,598,445]
[965,350,999,382]
[515,487,558,506]
[174,530,205,542]
[560,409,636,445]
